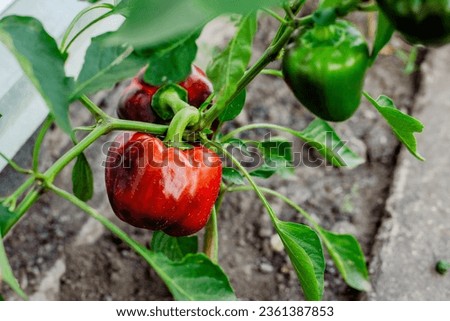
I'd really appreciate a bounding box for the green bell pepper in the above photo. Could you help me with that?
[376,0,450,46]
[282,20,370,122]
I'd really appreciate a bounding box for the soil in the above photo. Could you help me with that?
[0,11,422,300]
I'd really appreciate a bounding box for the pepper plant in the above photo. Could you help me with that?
[0,0,444,301]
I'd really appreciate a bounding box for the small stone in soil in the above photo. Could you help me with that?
[259,263,275,274]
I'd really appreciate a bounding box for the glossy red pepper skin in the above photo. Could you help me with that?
[117,65,213,123]
[105,132,222,236]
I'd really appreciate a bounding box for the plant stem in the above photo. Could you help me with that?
[2,187,40,236]
[164,108,200,143]
[60,3,113,49]
[110,118,168,134]
[32,115,54,172]
[79,95,109,121]
[213,143,279,225]
[2,118,168,236]
[48,183,200,300]
[0,153,30,175]
[260,69,284,78]
[47,183,156,267]
[262,8,288,24]
[220,123,307,143]
[44,124,110,182]
[203,25,295,126]
[228,186,320,229]
[203,207,218,263]
[60,3,114,52]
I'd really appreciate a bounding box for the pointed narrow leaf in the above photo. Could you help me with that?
[319,228,371,291]
[0,205,17,239]
[73,33,147,98]
[0,16,74,134]
[143,31,199,86]
[219,90,247,122]
[146,251,236,301]
[364,92,424,160]
[370,10,394,65]
[276,221,325,301]
[207,13,257,112]
[151,231,198,261]
[72,153,94,202]
[300,119,365,168]
[0,230,27,299]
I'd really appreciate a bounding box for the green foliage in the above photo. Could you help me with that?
[251,138,294,179]
[0,205,16,237]
[148,232,234,300]
[364,92,424,160]
[222,167,246,185]
[151,231,198,261]
[275,221,325,301]
[148,252,236,300]
[207,14,257,114]
[72,153,94,202]
[0,228,27,299]
[0,16,74,135]
[219,90,247,122]
[73,33,147,98]
[370,10,394,65]
[319,229,370,291]
[108,0,286,48]
[300,119,365,168]
[141,32,200,86]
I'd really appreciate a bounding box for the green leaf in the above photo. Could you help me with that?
[300,119,365,168]
[363,92,424,160]
[250,164,277,179]
[147,251,236,300]
[370,10,394,65]
[222,167,245,185]
[0,16,74,135]
[141,31,200,86]
[319,228,370,291]
[72,153,94,202]
[108,0,284,48]
[275,221,325,301]
[0,205,16,237]
[258,137,293,164]
[256,137,294,178]
[73,33,147,98]
[207,13,257,112]
[113,0,131,16]
[151,231,198,261]
[0,230,27,299]
[312,8,337,26]
[219,90,247,122]
[222,138,251,156]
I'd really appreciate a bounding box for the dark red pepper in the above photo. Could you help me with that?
[105,132,222,236]
[117,65,213,123]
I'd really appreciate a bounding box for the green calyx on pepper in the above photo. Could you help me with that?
[376,0,450,46]
[282,20,370,122]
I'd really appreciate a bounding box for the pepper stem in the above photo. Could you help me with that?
[163,107,200,144]
[152,85,191,120]
[161,89,191,114]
